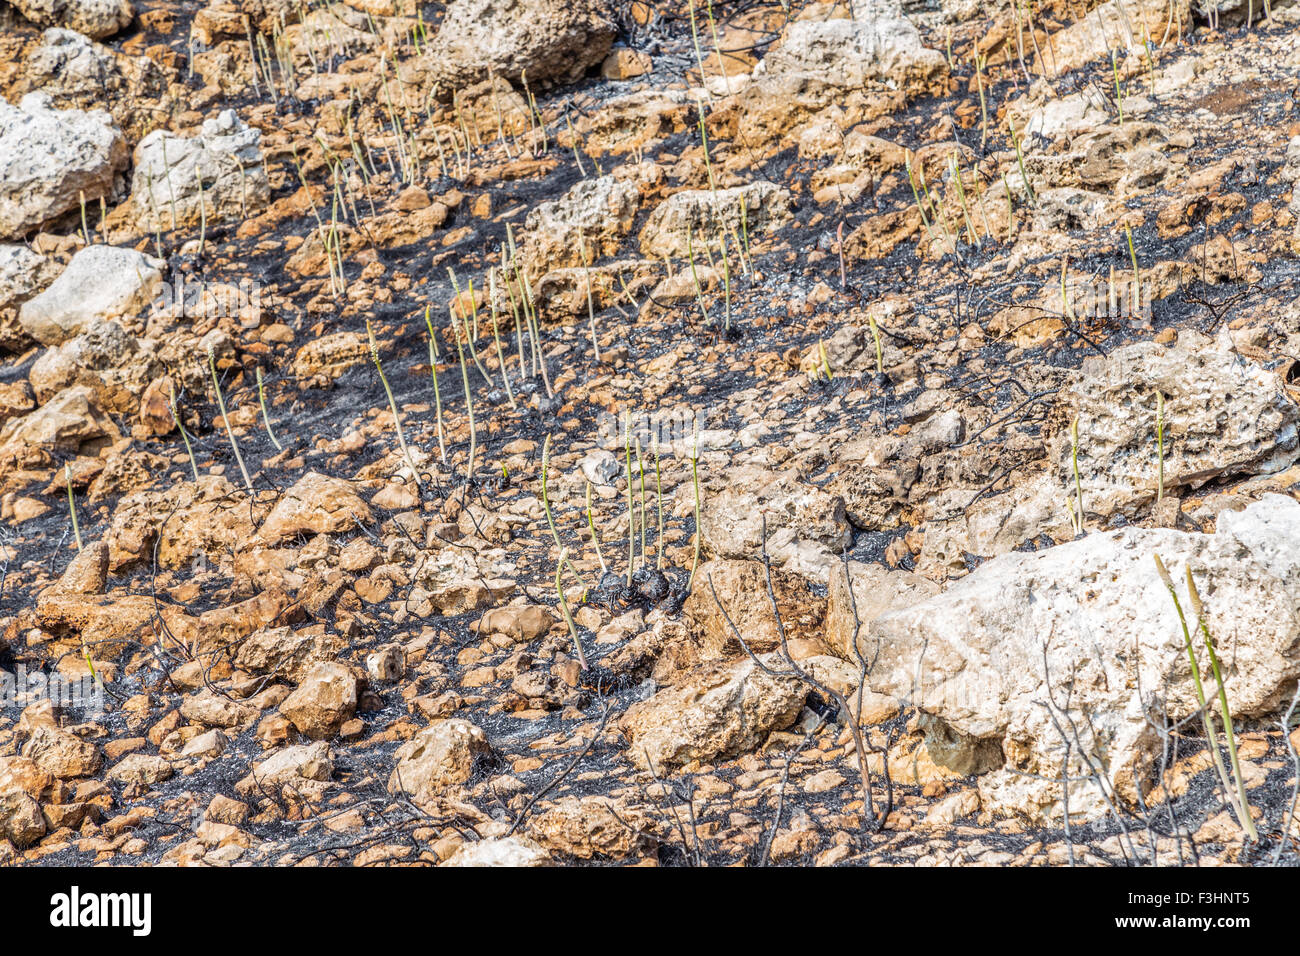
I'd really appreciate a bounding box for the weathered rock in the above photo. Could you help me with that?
[413,548,516,616]
[1044,0,1189,76]
[0,789,46,848]
[477,603,554,643]
[29,320,162,415]
[107,753,173,786]
[528,795,648,859]
[639,182,792,259]
[622,654,806,771]
[521,174,644,277]
[738,12,947,146]
[130,109,270,232]
[441,834,552,866]
[279,662,358,740]
[685,558,827,658]
[235,742,334,798]
[0,384,113,452]
[0,93,127,239]
[48,539,109,595]
[258,472,373,544]
[1048,330,1299,521]
[700,465,850,583]
[825,559,940,663]
[17,245,162,345]
[0,244,56,316]
[870,494,1300,823]
[21,726,102,779]
[291,331,368,385]
[9,0,134,39]
[420,0,615,92]
[388,719,489,801]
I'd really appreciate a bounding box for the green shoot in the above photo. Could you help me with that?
[65,464,83,552]
[367,321,421,490]
[586,479,608,574]
[256,367,283,453]
[423,305,448,464]
[555,548,588,670]
[208,347,254,495]
[168,380,200,481]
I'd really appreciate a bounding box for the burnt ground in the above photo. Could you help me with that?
[1,0,1300,866]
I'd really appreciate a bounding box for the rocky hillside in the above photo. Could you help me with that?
[1,0,1299,866]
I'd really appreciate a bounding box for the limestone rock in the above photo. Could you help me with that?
[279,662,358,740]
[419,0,616,92]
[259,472,373,543]
[441,835,552,866]
[17,245,162,345]
[1048,330,1299,521]
[622,655,806,771]
[130,109,270,233]
[9,0,134,39]
[0,94,127,240]
[639,182,792,260]
[388,719,490,801]
[869,495,1300,823]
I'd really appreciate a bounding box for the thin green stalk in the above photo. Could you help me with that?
[454,310,477,482]
[208,347,254,495]
[255,368,282,453]
[169,381,200,481]
[586,480,608,574]
[65,464,82,552]
[555,548,588,670]
[1187,569,1258,841]
[367,321,421,489]
[423,306,448,465]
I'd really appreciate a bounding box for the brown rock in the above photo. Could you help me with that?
[279,662,358,740]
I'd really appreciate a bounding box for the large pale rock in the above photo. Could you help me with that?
[639,182,792,260]
[825,559,940,663]
[441,835,552,866]
[388,719,489,801]
[869,494,1300,823]
[9,0,134,39]
[699,465,850,584]
[131,109,270,232]
[18,245,162,345]
[0,789,46,848]
[420,0,615,92]
[521,174,643,278]
[235,742,334,798]
[258,472,373,543]
[1048,330,1299,521]
[738,12,947,146]
[527,795,648,859]
[0,93,127,240]
[0,384,113,451]
[413,548,516,616]
[291,331,369,384]
[21,726,102,779]
[685,558,827,658]
[0,244,55,313]
[1043,0,1190,76]
[621,655,806,771]
[29,320,162,414]
[279,662,358,740]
